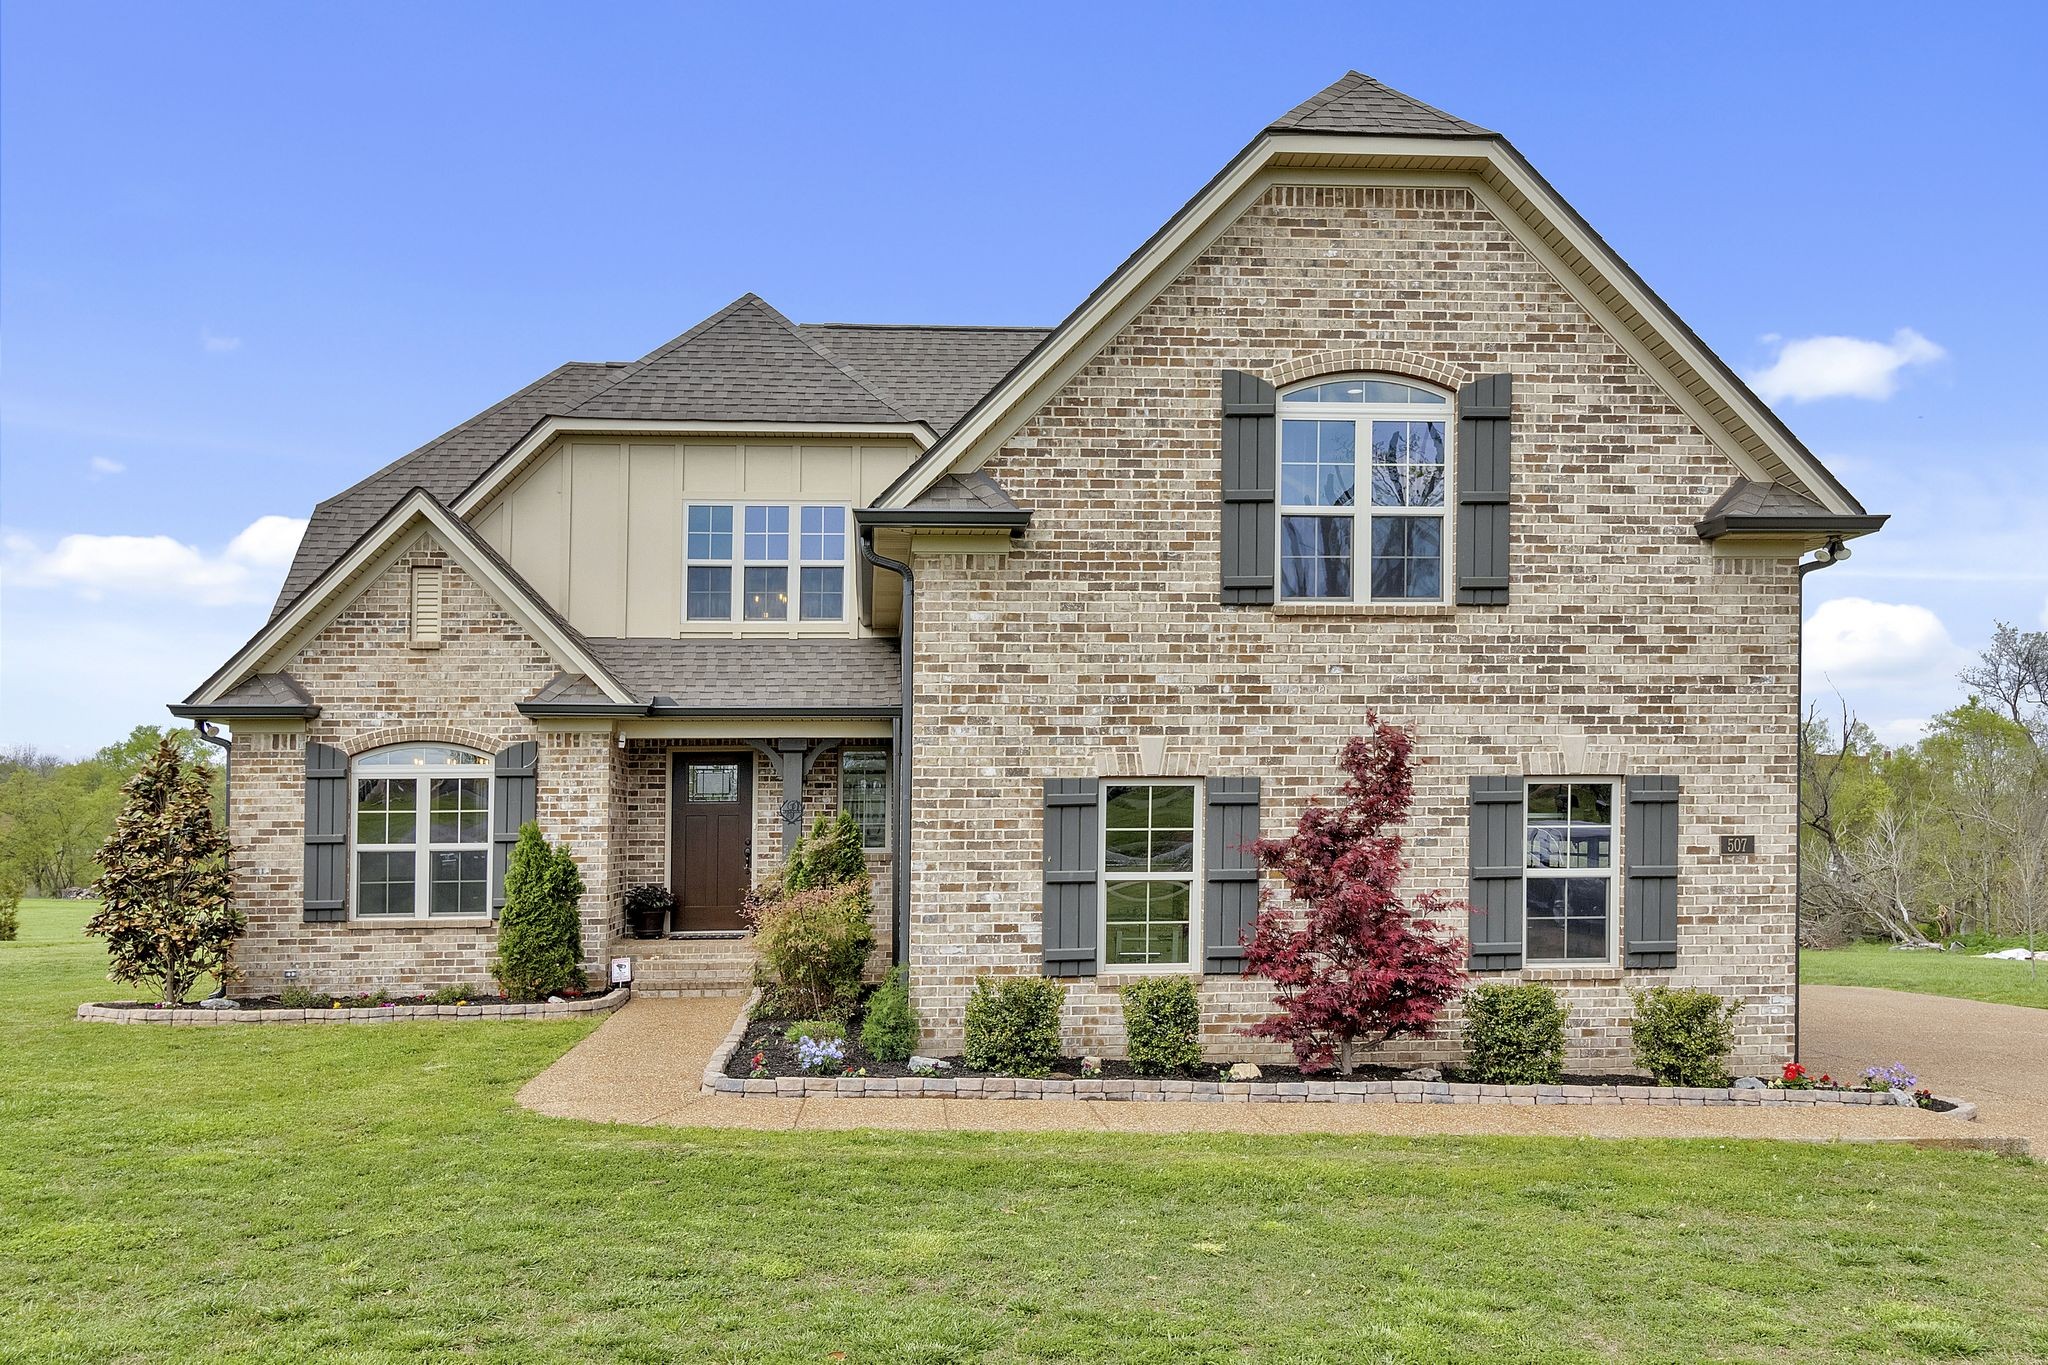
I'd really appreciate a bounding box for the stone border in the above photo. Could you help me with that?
[76,986,632,1025]
[698,1003,1974,1117]
[700,987,763,1091]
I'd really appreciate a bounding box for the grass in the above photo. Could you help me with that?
[4,899,2046,1363]
[1803,941,2048,1010]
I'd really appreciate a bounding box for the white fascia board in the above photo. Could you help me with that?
[189,492,635,707]
[452,416,936,517]
[880,132,1858,517]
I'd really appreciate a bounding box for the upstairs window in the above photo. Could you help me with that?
[685,503,849,625]
[1277,376,1449,604]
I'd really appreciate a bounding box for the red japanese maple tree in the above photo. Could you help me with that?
[1240,716,1469,1075]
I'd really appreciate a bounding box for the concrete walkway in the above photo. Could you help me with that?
[1802,983,2047,1155]
[518,993,2021,1150]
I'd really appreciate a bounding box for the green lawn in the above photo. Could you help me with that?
[5,900,2046,1363]
[1803,941,2048,1010]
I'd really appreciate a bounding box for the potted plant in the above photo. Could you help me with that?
[623,884,674,940]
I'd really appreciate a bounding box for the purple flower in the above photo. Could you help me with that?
[1862,1062,1918,1092]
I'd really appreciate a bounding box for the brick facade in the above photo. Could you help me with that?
[904,184,1800,1073]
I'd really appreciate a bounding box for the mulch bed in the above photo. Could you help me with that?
[729,1015,1646,1086]
[99,990,602,1012]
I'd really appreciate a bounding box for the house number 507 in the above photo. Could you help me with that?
[1719,835,1756,856]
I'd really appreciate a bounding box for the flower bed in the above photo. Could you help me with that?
[77,986,630,1025]
[701,999,1972,1116]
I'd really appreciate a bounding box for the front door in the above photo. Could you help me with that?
[671,752,752,932]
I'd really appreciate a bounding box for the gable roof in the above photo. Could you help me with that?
[798,324,1050,434]
[876,71,1871,525]
[1267,69,1494,137]
[188,489,636,711]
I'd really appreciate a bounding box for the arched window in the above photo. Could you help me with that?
[1277,375,1450,603]
[353,744,493,920]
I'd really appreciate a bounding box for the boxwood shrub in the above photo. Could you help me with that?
[1461,981,1567,1085]
[1120,976,1202,1075]
[860,966,919,1063]
[963,976,1066,1076]
[1629,986,1742,1086]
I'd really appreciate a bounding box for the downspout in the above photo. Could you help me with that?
[1792,535,1851,1061]
[193,719,233,1000]
[859,530,915,968]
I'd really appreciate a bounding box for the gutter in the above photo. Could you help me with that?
[513,702,900,720]
[1696,512,1889,541]
[1792,535,1852,1063]
[191,720,233,1001]
[851,508,1031,532]
[859,528,915,968]
[167,704,319,720]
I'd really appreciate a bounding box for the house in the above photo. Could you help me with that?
[172,73,1883,1069]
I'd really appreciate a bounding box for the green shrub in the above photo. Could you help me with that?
[1629,986,1742,1086]
[963,976,1066,1076]
[749,881,873,1021]
[861,966,919,1063]
[781,811,869,893]
[493,823,587,1002]
[0,866,21,942]
[425,984,485,1006]
[1119,976,1202,1075]
[783,1018,846,1044]
[1461,982,1568,1085]
[277,984,332,1010]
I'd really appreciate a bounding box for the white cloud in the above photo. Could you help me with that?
[2,514,307,607]
[87,456,125,478]
[1804,596,1969,690]
[1871,716,1931,747]
[201,329,243,353]
[1750,327,1944,403]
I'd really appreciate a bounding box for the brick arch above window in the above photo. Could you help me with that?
[343,723,518,759]
[1264,347,1475,394]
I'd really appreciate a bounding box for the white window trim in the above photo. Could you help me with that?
[1275,376,1452,606]
[839,747,890,851]
[681,500,855,633]
[1098,779,1203,973]
[1522,776,1620,966]
[351,746,494,923]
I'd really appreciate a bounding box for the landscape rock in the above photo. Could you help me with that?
[198,997,241,1010]
[1402,1067,1443,1082]
[1226,1062,1261,1081]
[546,996,566,1005]
[1732,1076,1767,1090]
[908,1055,952,1072]
[1081,1055,1104,1072]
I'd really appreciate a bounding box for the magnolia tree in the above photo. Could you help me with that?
[85,737,239,1003]
[1242,716,1469,1075]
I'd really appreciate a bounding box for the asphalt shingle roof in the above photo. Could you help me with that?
[581,636,901,711]
[1700,479,1832,521]
[902,471,1020,514]
[1268,71,1494,138]
[798,324,1049,434]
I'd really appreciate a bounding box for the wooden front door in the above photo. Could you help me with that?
[670,753,752,932]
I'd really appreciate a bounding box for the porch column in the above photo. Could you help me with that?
[747,738,841,856]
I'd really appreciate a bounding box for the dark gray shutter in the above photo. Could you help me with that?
[1203,778,1260,974]
[1467,777,1524,969]
[304,743,349,923]
[1220,370,1277,605]
[1624,776,1680,968]
[1456,373,1511,605]
[1042,779,1099,977]
[492,741,539,915]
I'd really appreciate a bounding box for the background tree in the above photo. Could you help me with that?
[84,736,238,1003]
[0,726,222,898]
[1958,620,2048,744]
[1241,716,1468,1075]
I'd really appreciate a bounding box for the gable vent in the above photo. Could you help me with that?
[410,566,445,646]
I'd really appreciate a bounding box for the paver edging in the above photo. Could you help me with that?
[699,987,764,1094]
[76,986,632,1026]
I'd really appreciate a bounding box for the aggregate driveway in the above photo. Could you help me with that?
[1801,983,2047,1156]
[518,993,2022,1151]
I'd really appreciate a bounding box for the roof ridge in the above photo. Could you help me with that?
[1268,69,1493,137]
[760,301,916,423]
[558,294,766,416]
[800,322,1054,333]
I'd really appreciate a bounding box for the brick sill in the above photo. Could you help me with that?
[1518,966,1626,983]
[335,918,497,933]
[1271,602,1457,618]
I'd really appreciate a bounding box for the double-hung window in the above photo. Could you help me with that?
[1524,781,1617,963]
[1101,782,1199,968]
[353,745,493,920]
[1277,377,1449,603]
[685,502,849,625]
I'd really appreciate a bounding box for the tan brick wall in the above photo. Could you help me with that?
[904,184,1801,1073]
[226,532,619,995]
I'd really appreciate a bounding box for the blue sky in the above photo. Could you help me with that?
[4,2,2044,755]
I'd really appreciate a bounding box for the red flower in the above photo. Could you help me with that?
[1782,1062,1808,1081]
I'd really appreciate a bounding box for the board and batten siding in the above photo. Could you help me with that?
[470,435,922,637]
